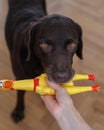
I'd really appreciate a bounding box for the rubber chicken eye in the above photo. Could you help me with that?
[40,43,48,49]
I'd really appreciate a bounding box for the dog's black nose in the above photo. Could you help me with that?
[54,72,69,83]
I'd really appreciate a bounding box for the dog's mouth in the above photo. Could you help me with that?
[47,70,75,84]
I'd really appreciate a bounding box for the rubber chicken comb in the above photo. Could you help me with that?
[0,73,100,95]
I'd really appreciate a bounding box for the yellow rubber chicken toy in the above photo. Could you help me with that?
[0,73,100,95]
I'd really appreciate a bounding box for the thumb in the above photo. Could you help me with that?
[46,79,72,104]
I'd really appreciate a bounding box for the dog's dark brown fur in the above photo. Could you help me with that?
[5,0,83,122]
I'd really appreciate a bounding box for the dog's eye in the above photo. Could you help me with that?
[39,43,48,49]
[66,39,76,51]
[67,43,77,51]
[39,42,52,53]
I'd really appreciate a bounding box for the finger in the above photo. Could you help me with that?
[41,95,59,114]
[46,79,62,91]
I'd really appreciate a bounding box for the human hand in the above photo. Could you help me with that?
[41,79,73,118]
[41,79,92,130]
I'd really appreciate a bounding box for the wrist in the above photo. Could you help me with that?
[54,105,92,130]
[55,104,76,130]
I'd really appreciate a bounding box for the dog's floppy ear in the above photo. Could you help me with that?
[76,24,83,59]
[23,22,39,61]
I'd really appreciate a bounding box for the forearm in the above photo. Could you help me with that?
[55,105,92,130]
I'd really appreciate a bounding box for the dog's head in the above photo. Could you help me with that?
[25,14,83,83]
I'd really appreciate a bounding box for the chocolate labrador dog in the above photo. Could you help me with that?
[5,0,83,122]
